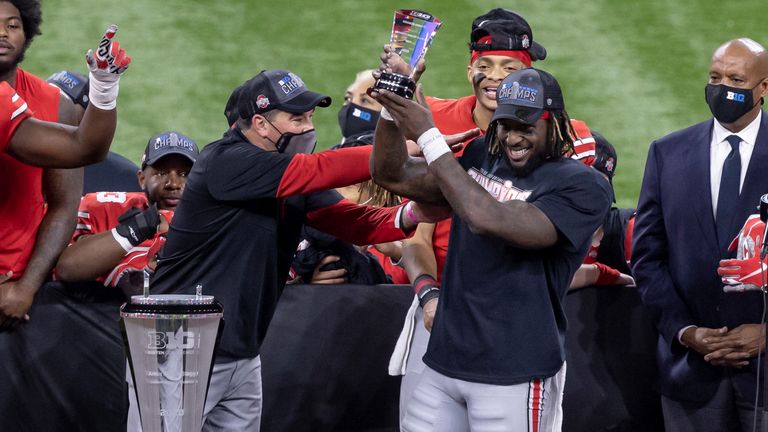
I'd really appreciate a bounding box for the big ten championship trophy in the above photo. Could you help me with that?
[371,9,441,99]
[121,284,223,432]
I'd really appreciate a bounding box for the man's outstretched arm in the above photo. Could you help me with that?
[370,116,444,204]
[5,25,130,168]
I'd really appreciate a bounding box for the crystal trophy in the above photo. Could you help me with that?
[121,290,223,432]
[372,9,442,99]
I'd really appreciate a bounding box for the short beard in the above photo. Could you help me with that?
[142,187,156,209]
[0,47,25,77]
[509,151,546,177]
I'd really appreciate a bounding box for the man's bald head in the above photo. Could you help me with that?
[719,38,766,55]
[708,38,768,129]
[712,38,768,79]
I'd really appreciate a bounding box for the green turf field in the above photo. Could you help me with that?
[24,0,768,208]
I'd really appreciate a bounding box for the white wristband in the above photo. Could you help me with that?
[88,71,120,110]
[417,127,451,164]
[380,107,393,121]
[111,228,133,252]
[394,204,405,230]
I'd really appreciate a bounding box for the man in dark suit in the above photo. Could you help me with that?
[632,38,768,431]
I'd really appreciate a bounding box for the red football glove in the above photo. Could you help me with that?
[86,24,131,74]
[85,25,130,110]
[718,214,767,292]
[105,210,174,289]
[594,262,622,285]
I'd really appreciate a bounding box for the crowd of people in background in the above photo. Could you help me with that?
[2,0,768,431]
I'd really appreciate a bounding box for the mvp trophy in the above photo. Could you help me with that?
[121,287,223,432]
[372,9,442,99]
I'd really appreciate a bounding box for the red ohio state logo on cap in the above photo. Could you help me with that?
[256,95,270,109]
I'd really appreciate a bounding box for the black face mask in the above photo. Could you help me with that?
[705,81,764,124]
[338,102,380,139]
[266,119,317,155]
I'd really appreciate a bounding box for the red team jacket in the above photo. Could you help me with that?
[0,70,58,278]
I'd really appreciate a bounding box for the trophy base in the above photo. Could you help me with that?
[371,72,416,99]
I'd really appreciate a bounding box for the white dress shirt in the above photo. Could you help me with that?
[710,111,762,218]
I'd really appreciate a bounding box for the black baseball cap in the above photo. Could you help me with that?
[141,131,199,169]
[592,131,618,181]
[224,84,244,126]
[469,9,547,61]
[236,69,331,119]
[589,131,618,202]
[491,68,564,125]
[47,70,89,108]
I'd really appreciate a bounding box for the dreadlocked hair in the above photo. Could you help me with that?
[488,109,576,160]
[550,109,576,159]
[357,180,401,208]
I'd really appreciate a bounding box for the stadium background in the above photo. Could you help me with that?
[25,0,766,208]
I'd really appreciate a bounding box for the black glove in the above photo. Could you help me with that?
[115,205,160,247]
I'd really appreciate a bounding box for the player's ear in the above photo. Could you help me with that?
[137,169,146,190]
[759,77,768,99]
[251,114,271,138]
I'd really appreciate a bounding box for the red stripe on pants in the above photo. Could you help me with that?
[530,378,542,432]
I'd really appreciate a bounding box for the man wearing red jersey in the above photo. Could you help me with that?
[0,16,129,167]
[54,131,197,431]
[0,1,130,329]
[56,131,199,294]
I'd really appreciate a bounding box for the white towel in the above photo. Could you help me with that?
[388,294,419,376]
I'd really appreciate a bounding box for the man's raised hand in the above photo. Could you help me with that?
[85,25,130,110]
[376,44,426,82]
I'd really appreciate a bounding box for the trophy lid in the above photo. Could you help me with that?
[130,294,215,306]
[121,294,223,318]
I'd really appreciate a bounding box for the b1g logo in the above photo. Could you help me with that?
[147,330,198,350]
[353,107,372,121]
[409,10,433,21]
[726,91,746,102]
